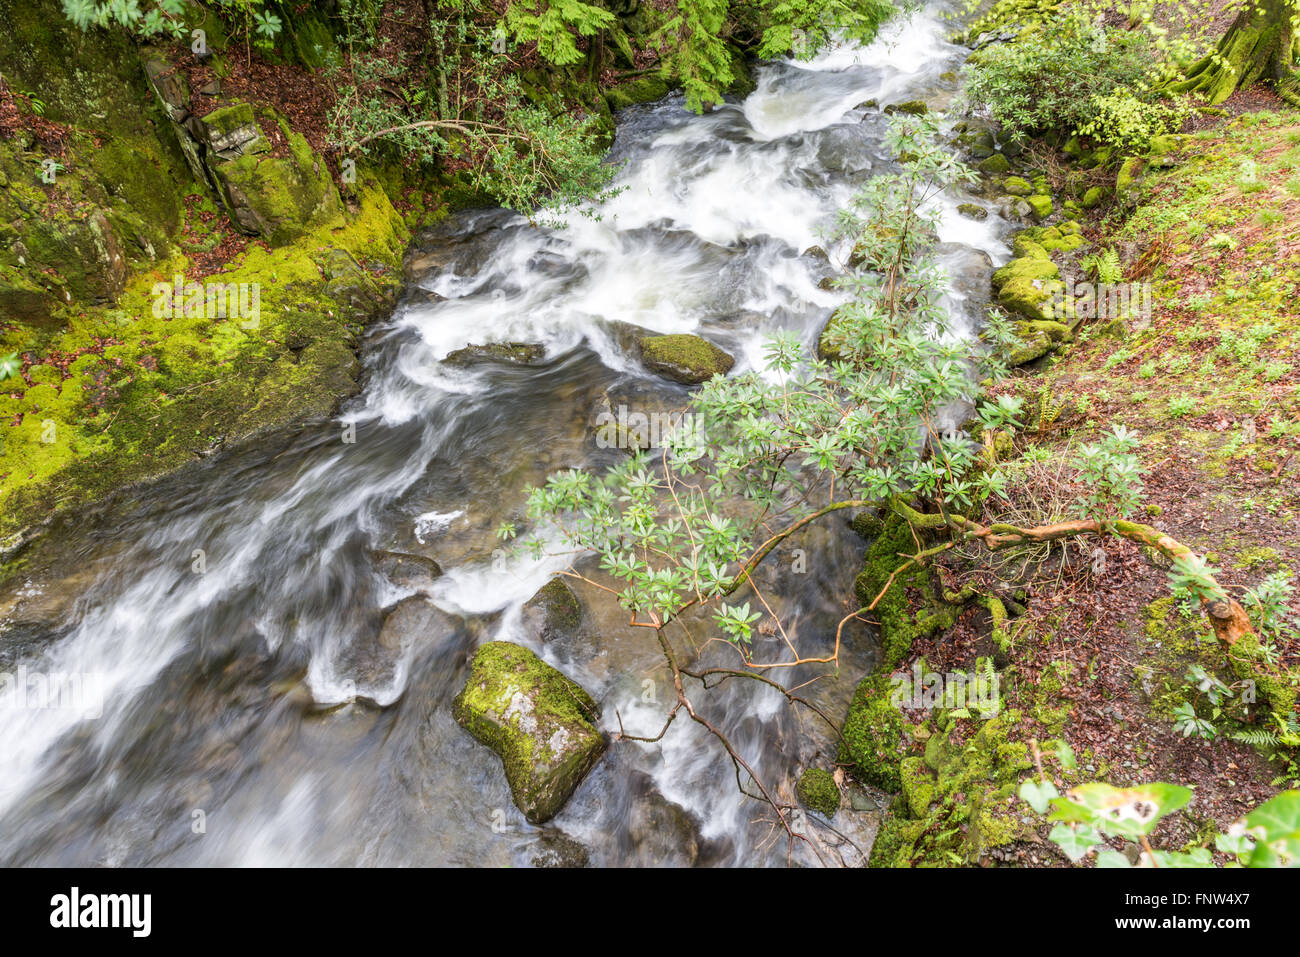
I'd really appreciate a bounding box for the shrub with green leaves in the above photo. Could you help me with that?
[963,9,1172,150]
[500,117,1015,649]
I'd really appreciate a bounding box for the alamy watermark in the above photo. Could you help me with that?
[0,666,103,719]
[151,273,261,329]
[594,404,706,451]
[1046,280,1152,324]
[890,661,1000,717]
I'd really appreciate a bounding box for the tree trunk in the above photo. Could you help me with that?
[1172,0,1299,105]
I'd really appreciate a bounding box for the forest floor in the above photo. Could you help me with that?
[911,93,1300,864]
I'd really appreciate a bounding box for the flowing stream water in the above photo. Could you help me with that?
[0,5,1008,866]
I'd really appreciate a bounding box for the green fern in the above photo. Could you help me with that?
[1081,247,1123,284]
[1232,727,1281,748]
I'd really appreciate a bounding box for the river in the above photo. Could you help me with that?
[0,4,1008,866]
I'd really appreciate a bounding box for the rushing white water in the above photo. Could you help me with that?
[0,5,1008,866]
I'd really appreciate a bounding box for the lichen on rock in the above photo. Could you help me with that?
[453,641,606,824]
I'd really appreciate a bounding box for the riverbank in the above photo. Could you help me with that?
[843,7,1300,866]
[0,0,754,554]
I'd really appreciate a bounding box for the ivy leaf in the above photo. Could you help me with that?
[1019,779,1059,814]
[1049,822,1103,862]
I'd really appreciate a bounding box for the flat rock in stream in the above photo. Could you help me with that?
[637,333,734,385]
[370,549,442,596]
[443,342,546,367]
[453,641,606,824]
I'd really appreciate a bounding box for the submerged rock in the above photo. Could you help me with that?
[370,549,442,596]
[530,829,591,868]
[453,641,606,824]
[522,577,583,643]
[638,333,734,384]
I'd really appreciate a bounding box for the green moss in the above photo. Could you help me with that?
[452,640,605,824]
[867,710,1035,867]
[0,171,406,537]
[639,333,734,384]
[604,75,671,111]
[993,256,1060,291]
[899,756,936,817]
[1004,175,1033,197]
[979,153,1011,174]
[1026,194,1053,220]
[840,671,909,791]
[884,100,929,116]
[796,767,840,816]
[853,511,955,668]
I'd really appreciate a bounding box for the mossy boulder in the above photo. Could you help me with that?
[797,767,841,817]
[522,577,583,643]
[840,672,909,791]
[453,641,606,824]
[210,109,341,245]
[1025,194,1053,220]
[884,99,929,116]
[994,255,1063,324]
[604,75,672,111]
[1115,156,1149,207]
[638,333,734,384]
[978,153,1011,174]
[1007,316,1071,365]
[1003,175,1032,197]
[1011,235,1050,260]
[956,202,989,221]
[992,255,1059,292]
[1081,186,1108,208]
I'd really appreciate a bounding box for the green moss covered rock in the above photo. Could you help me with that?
[1025,194,1053,220]
[1003,175,1032,197]
[797,767,840,816]
[639,333,734,384]
[840,672,909,791]
[978,153,1011,174]
[453,641,606,824]
[211,108,341,246]
[884,99,929,116]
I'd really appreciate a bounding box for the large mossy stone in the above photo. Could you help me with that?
[884,99,929,116]
[638,333,734,384]
[1025,194,1053,220]
[840,671,908,792]
[978,153,1011,174]
[453,641,606,824]
[992,255,1059,292]
[1003,175,1032,197]
[603,75,671,111]
[817,306,849,362]
[211,113,341,246]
